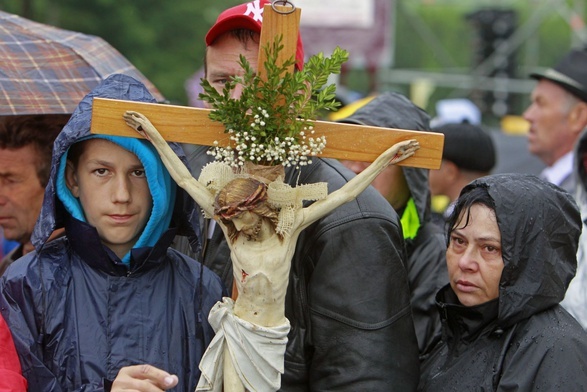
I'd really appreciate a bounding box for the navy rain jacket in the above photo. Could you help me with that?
[0,74,225,391]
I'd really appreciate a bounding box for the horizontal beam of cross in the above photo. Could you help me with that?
[91,98,444,169]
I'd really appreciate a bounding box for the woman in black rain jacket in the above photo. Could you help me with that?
[419,174,587,391]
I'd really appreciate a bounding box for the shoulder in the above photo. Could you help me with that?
[498,306,587,388]
[509,306,587,357]
[4,238,68,277]
[165,248,225,293]
[1,238,71,308]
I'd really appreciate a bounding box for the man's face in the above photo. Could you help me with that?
[0,145,45,244]
[205,33,260,101]
[66,139,152,259]
[523,79,579,166]
[340,160,410,210]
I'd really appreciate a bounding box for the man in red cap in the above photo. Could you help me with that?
[524,47,587,193]
[174,0,420,390]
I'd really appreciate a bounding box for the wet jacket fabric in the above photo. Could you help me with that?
[174,146,420,390]
[339,92,448,354]
[419,174,587,391]
[0,75,225,391]
[566,128,587,329]
[0,244,22,277]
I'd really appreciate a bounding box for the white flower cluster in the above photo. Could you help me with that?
[207,106,327,169]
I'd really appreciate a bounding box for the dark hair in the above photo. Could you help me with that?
[204,29,260,77]
[0,114,69,187]
[446,185,496,246]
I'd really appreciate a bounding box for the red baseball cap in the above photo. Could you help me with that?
[205,0,305,70]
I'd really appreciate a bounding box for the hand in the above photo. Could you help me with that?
[123,111,153,141]
[387,139,419,166]
[111,364,178,391]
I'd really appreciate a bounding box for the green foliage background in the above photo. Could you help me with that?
[0,0,584,118]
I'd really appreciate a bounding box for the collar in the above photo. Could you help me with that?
[540,151,574,186]
[437,285,500,344]
[64,213,176,275]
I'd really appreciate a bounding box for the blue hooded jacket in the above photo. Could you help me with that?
[0,74,225,391]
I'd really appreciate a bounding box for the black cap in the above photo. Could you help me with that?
[530,47,587,102]
[432,123,496,172]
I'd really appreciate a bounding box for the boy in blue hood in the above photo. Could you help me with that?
[0,74,225,391]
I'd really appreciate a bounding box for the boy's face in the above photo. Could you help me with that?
[65,139,152,259]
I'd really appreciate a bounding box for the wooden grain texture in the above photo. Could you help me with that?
[91,98,444,169]
[257,4,300,81]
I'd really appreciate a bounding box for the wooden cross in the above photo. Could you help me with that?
[90,3,444,169]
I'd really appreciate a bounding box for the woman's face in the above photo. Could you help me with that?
[446,203,504,307]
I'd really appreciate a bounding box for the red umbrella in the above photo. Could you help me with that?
[0,10,164,115]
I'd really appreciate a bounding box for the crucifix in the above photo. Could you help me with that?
[91,2,444,392]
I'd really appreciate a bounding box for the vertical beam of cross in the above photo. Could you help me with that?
[256,3,301,81]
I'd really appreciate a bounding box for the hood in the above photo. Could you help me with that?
[32,74,201,257]
[338,92,432,226]
[460,174,580,328]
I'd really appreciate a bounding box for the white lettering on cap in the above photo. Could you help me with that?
[245,0,264,22]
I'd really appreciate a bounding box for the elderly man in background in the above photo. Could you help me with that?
[0,115,68,275]
[524,47,587,193]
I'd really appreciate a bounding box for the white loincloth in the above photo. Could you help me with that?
[196,297,290,392]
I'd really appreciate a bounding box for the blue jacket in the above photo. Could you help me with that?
[0,74,225,391]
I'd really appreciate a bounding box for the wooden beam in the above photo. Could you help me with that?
[257,3,301,80]
[91,98,444,169]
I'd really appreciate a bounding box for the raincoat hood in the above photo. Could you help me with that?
[338,92,432,232]
[32,74,200,258]
[460,173,580,328]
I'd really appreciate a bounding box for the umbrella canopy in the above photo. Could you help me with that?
[0,10,164,115]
